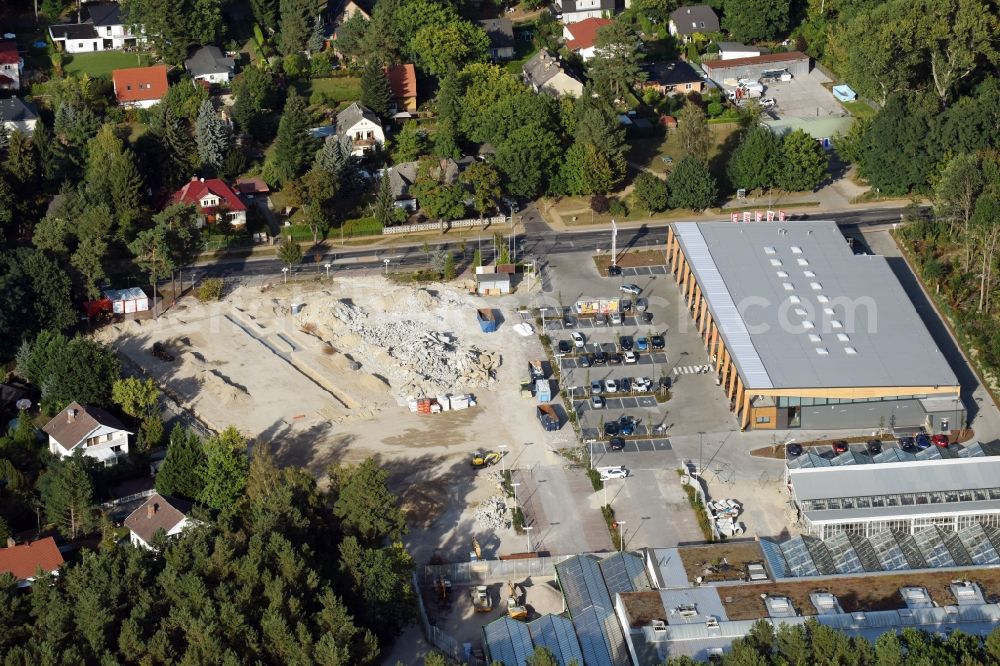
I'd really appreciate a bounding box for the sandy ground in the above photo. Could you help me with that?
[97,277,578,561]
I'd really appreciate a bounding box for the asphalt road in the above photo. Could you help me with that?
[191,206,909,280]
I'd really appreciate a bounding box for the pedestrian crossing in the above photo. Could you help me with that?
[673,365,712,375]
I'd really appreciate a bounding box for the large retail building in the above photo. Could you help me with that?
[665,221,963,431]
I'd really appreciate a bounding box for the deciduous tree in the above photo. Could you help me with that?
[722,0,791,42]
[634,171,669,212]
[668,156,717,210]
[411,21,489,76]
[726,125,781,192]
[778,129,828,192]
[461,162,501,217]
[677,101,710,162]
[198,426,250,512]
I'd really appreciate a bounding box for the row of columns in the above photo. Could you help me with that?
[665,227,753,430]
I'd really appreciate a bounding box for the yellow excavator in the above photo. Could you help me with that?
[471,585,493,612]
[470,451,502,469]
[506,581,528,620]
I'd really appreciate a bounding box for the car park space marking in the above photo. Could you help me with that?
[673,365,711,375]
[638,397,657,408]
[650,266,667,274]
[620,397,639,408]
[593,438,672,453]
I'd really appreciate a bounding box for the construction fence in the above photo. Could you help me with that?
[413,572,463,662]
[417,554,575,586]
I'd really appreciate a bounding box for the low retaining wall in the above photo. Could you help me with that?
[382,215,508,235]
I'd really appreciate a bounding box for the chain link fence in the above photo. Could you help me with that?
[417,555,574,586]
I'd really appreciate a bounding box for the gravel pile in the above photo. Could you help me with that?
[475,495,510,530]
[328,298,501,398]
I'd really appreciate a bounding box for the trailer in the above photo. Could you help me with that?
[528,360,547,380]
[535,379,552,402]
[537,404,560,431]
[477,308,497,333]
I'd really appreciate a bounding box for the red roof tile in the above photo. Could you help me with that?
[112,65,168,103]
[565,18,613,51]
[386,63,417,100]
[0,41,18,65]
[172,177,247,213]
[0,537,63,582]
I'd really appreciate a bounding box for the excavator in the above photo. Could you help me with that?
[470,450,502,469]
[505,581,528,621]
[471,585,493,613]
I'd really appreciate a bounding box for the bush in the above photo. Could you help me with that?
[608,198,628,217]
[634,172,669,212]
[196,278,224,302]
[340,216,383,237]
[681,481,716,542]
[707,102,723,117]
[309,90,328,106]
[590,194,610,214]
[586,467,604,491]
[310,51,334,77]
[282,53,308,79]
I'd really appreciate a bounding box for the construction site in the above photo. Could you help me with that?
[96,275,577,561]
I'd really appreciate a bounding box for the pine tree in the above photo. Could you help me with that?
[41,455,95,539]
[272,90,315,183]
[109,149,144,238]
[278,0,313,56]
[314,135,351,181]
[157,102,197,187]
[442,251,456,280]
[0,122,9,151]
[195,99,230,170]
[360,58,392,118]
[251,0,278,30]
[32,121,61,185]
[155,425,207,501]
[372,173,397,227]
[307,14,325,53]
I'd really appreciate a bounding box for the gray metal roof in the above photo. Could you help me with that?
[527,615,585,666]
[598,552,650,595]
[789,456,1000,502]
[668,5,720,34]
[483,615,533,665]
[671,221,959,390]
[336,102,381,131]
[184,45,235,78]
[803,499,1000,525]
[555,555,630,666]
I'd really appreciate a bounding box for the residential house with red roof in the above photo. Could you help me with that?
[43,402,132,466]
[386,63,417,113]
[562,17,612,61]
[125,493,195,550]
[172,177,247,227]
[0,40,21,90]
[0,537,64,587]
[112,65,168,108]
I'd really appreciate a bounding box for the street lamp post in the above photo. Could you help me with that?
[589,440,594,470]
[512,482,520,508]
[498,444,509,474]
[282,267,289,284]
[324,263,331,279]
[383,258,390,275]
[617,520,626,552]
[524,525,533,553]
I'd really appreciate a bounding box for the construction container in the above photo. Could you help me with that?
[451,394,470,410]
[537,404,559,431]
[437,395,451,411]
[535,379,551,402]
[477,308,497,333]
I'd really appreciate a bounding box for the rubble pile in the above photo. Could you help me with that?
[475,495,510,530]
[326,298,502,397]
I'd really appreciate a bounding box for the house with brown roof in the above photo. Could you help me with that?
[43,402,131,466]
[0,537,64,587]
[0,40,21,90]
[124,493,195,550]
[171,176,248,227]
[640,61,705,96]
[563,17,612,61]
[386,64,417,113]
[112,65,168,109]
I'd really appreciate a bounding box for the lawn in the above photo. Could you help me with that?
[63,51,151,77]
[840,99,876,120]
[295,76,362,107]
[626,123,740,177]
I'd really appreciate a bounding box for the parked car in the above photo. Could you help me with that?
[594,349,608,364]
[832,440,849,454]
[623,351,638,364]
[621,300,632,312]
[916,433,932,449]
[651,335,665,350]
[620,283,642,295]
[591,381,603,395]
[564,315,575,328]
[608,437,625,451]
[599,466,628,480]
[608,353,623,365]
[604,421,619,437]
[787,443,803,457]
[636,298,648,312]
[594,313,607,326]
[571,331,585,348]
[867,439,883,455]
[619,336,634,351]
[759,97,776,108]
[611,312,623,325]
[898,436,916,452]
[634,376,652,391]
[604,378,618,393]
[642,312,653,324]
[591,395,605,409]
[557,340,571,355]
[933,434,950,448]
[607,264,622,277]
[619,377,632,393]
[619,416,637,436]
[636,337,649,352]
[579,353,592,368]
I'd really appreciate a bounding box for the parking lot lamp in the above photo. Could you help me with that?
[499,444,509,474]
[282,267,289,283]
[589,440,594,470]
[512,482,520,508]
[524,525,533,552]
[617,520,626,552]
[324,263,331,278]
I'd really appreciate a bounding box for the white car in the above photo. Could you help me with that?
[604,378,618,393]
[759,98,776,108]
[571,331,585,348]
[634,377,652,391]
[610,312,623,325]
[623,351,637,364]
[598,466,629,480]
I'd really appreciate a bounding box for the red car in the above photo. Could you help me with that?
[932,434,950,448]
[832,440,849,454]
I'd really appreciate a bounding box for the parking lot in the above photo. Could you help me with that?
[759,68,843,119]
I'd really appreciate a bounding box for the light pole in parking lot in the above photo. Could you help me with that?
[524,525,533,553]
[617,520,626,552]
[512,482,520,509]
[499,444,509,474]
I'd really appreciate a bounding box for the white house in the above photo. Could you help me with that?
[0,40,21,90]
[0,537,63,588]
[523,50,584,98]
[124,493,195,550]
[554,0,616,24]
[336,102,384,156]
[563,17,612,61]
[717,41,763,60]
[49,2,145,54]
[184,45,236,84]
[171,177,248,227]
[0,97,39,135]
[42,402,131,466]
